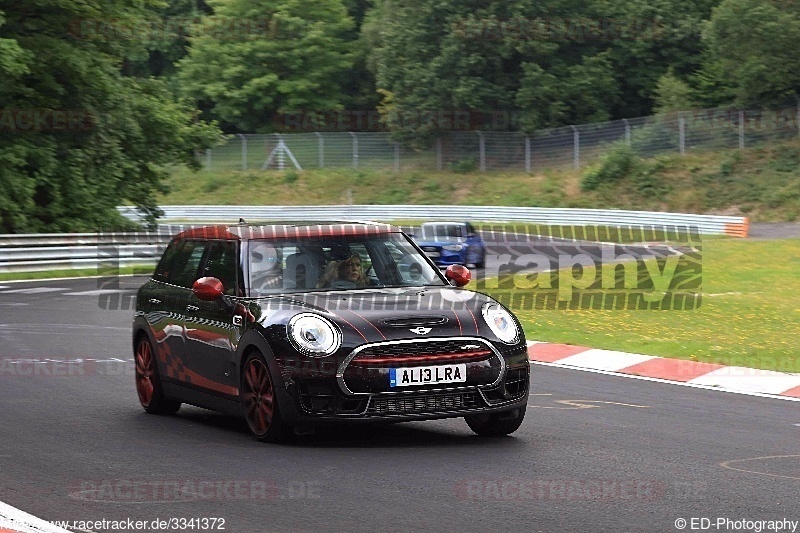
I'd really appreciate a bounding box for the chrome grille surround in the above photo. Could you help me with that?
[336,337,506,396]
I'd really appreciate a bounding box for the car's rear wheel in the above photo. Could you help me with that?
[465,406,526,436]
[241,352,290,443]
[134,336,180,415]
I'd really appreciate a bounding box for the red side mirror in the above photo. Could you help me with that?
[192,277,224,301]
[445,264,471,287]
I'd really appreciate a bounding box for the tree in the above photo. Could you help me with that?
[178,0,355,133]
[700,0,800,107]
[366,0,720,138]
[0,2,219,232]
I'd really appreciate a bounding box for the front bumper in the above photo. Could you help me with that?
[272,337,530,424]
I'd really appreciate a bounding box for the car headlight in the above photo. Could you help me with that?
[288,313,341,356]
[442,244,464,251]
[482,303,519,344]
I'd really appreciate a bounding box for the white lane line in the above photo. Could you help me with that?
[0,500,73,533]
[531,361,800,402]
[0,288,65,294]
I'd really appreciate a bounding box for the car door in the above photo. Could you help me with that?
[183,239,243,397]
[158,239,208,386]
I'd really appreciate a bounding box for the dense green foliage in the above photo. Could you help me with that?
[178,0,356,133]
[0,1,219,232]
[2,0,800,231]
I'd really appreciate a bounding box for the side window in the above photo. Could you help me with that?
[202,240,240,295]
[153,239,183,282]
[167,240,207,288]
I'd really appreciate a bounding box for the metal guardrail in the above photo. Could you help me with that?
[0,245,166,274]
[0,205,748,274]
[117,205,749,237]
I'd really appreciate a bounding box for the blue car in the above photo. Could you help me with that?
[414,221,487,268]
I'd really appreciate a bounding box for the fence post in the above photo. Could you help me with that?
[739,110,745,149]
[205,148,212,170]
[679,116,685,155]
[436,137,442,170]
[238,133,247,170]
[571,126,580,169]
[394,143,400,172]
[315,132,324,169]
[524,135,531,173]
[276,133,285,171]
[623,118,631,144]
[350,131,359,169]
[477,131,486,171]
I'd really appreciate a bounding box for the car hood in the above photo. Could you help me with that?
[252,286,500,344]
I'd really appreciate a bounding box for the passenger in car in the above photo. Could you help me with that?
[317,254,373,288]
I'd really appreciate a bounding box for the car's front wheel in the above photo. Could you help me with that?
[465,406,526,436]
[134,336,181,415]
[241,351,290,443]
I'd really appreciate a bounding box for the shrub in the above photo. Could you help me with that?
[449,157,478,173]
[580,143,641,190]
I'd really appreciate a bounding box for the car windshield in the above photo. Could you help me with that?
[419,224,466,241]
[248,232,447,295]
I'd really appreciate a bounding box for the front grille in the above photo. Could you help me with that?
[350,339,493,367]
[367,391,482,415]
[356,339,491,358]
[421,246,439,252]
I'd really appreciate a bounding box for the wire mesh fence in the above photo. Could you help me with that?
[200,104,800,173]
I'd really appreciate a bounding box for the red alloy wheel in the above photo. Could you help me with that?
[135,338,155,407]
[242,358,275,436]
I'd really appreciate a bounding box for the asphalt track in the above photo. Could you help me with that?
[0,276,798,533]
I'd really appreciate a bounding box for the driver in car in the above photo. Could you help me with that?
[317,254,372,288]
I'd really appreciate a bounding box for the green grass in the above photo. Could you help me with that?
[490,238,800,373]
[0,265,155,282]
[162,138,800,222]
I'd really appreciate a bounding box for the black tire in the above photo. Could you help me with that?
[134,336,181,415]
[241,351,291,443]
[465,406,526,437]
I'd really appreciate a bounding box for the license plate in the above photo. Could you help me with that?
[389,364,467,388]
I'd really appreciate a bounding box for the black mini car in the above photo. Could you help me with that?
[133,222,529,442]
